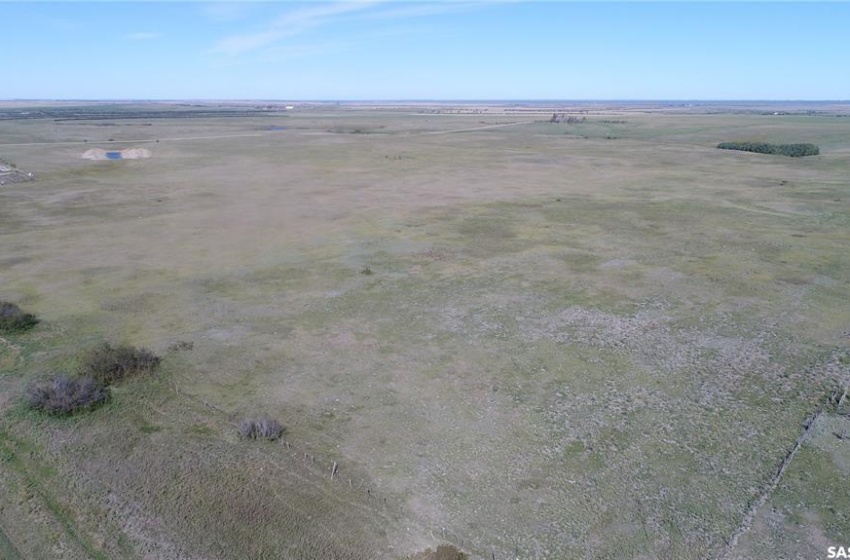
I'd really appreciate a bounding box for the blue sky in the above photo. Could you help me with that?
[1,1,848,100]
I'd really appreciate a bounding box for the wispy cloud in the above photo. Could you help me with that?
[126,31,162,41]
[209,1,509,60]
[213,29,283,55]
[211,1,382,57]
[202,2,252,23]
[357,1,497,21]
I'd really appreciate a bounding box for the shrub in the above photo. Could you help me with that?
[237,418,254,438]
[79,342,160,385]
[717,142,819,157]
[434,546,468,560]
[168,340,194,352]
[238,417,284,440]
[549,113,586,124]
[406,545,468,560]
[26,375,109,415]
[0,301,38,333]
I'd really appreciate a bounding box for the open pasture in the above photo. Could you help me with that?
[1,103,850,559]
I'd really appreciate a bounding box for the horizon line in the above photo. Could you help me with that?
[4,98,849,104]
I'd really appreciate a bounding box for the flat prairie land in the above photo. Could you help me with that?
[1,103,850,559]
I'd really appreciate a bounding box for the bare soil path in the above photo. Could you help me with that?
[419,121,525,135]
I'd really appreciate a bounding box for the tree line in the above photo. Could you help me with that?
[717,142,820,157]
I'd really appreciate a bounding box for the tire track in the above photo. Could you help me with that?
[718,386,844,559]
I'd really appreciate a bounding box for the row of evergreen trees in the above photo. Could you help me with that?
[717,142,820,157]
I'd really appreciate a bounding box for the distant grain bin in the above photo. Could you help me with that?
[82,148,151,161]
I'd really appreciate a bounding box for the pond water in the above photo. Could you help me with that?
[105,152,123,160]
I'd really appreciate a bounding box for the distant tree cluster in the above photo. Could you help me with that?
[550,113,586,124]
[717,142,820,157]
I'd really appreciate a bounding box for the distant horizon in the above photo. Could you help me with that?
[4,99,849,104]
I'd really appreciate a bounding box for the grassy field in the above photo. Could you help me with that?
[1,103,849,559]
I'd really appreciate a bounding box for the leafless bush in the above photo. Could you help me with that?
[79,342,160,385]
[238,417,284,440]
[26,375,109,415]
[238,418,256,438]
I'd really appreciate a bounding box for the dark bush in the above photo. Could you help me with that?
[167,340,194,352]
[717,142,819,157]
[0,301,38,333]
[238,417,284,440]
[549,112,586,124]
[26,375,109,415]
[406,545,468,560]
[79,342,160,385]
[434,546,468,560]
